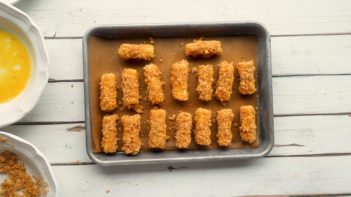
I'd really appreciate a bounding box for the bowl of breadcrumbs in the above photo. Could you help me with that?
[0,131,57,197]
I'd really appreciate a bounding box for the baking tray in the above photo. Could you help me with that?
[83,22,274,166]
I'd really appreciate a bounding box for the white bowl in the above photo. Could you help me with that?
[2,0,21,4]
[0,2,49,127]
[0,131,58,196]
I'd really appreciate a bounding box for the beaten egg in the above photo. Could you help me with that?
[0,29,31,103]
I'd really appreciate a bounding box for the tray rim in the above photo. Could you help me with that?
[83,22,274,166]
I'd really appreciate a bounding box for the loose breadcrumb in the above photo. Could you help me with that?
[185,40,223,58]
[171,59,189,101]
[237,60,257,95]
[168,114,176,121]
[143,64,165,105]
[149,37,155,45]
[239,105,257,143]
[0,136,8,143]
[194,108,212,146]
[196,64,214,102]
[121,114,142,155]
[101,114,118,153]
[215,61,234,102]
[175,112,193,149]
[0,151,42,197]
[216,109,234,147]
[191,66,198,74]
[148,109,167,150]
[118,43,154,61]
[100,73,117,112]
[122,69,141,111]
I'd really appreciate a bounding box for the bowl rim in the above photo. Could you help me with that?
[0,131,58,196]
[0,2,49,127]
[2,0,21,5]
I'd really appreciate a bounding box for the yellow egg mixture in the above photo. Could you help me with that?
[0,29,31,103]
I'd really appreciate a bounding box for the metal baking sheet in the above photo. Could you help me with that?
[83,22,274,166]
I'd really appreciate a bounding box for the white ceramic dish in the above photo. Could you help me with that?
[0,131,58,196]
[0,2,49,127]
[1,0,21,4]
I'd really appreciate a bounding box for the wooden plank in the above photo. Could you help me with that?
[271,115,351,156]
[2,124,90,164]
[4,115,351,163]
[272,35,351,76]
[16,0,351,37]
[19,82,84,123]
[46,39,82,81]
[273,75,351,115]
[19,76,351,122]
[46,35,351,81]
[52,156,351,196]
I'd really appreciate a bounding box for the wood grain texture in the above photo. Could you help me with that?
[52,156,351,196]
[46,39,82,81]
[19,82,84,122]
[271,115,351,156]
[15,0,351,37]
[3,115,351,163]
[272,35,351,76]
[273,75,351,115]
[3,124,90,164]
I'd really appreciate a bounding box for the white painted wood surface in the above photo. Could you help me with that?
[1,0,350,196]
[52,156,351,196]
[16,0,351,37]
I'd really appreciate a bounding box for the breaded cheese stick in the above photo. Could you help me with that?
[143,63,165,105]
[175,112,193,149]
[148,109,167,150]
[237,60,257,95]
[194,108,212,146]
[121,114,142,155]
[122,68,140,111]
[215,61,234,102]
[171,59,189,101]
[216,109,234,147]
[101,114,118,153]
[185,40,223,58]
[239,105,257,143]
[118,43,154,61]
[196,64,214,102]
[100,73,117,112]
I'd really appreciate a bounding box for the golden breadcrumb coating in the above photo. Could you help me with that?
[143,63,165,105]
[100,73,117,112]
[122,69,141,111]
[196,64,214,102]
[239,105,257,143]
[121,114,142,155]
[171,59,189,101]
[216,109,234,147]
[148,109,167,150]
[175,112,193,149]
[0,151,42,197]
[237,60,257,95]
[194,108,212,146]
[101,114,118,153]
[215,61,234,102]
[118,43,154,61]
[185,40,223,58]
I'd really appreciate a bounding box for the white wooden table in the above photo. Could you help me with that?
[4,0,351,196]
